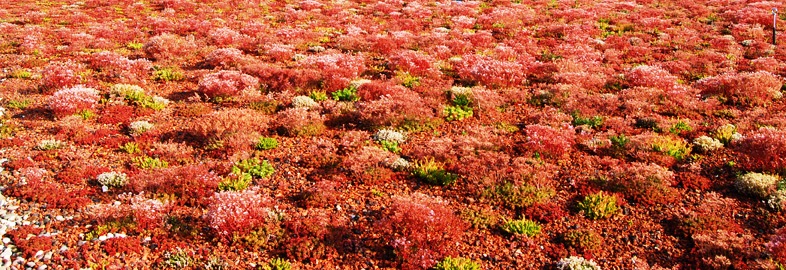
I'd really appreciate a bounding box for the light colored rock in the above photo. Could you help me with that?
[1,246,12,260]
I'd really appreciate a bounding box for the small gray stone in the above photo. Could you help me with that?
[37,264,47,270]
[43,251,52,261]
[26,261,35,267]
[54,216,64,222]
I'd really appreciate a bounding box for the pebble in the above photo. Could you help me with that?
[26,261,35,267]
[1,247,12,260]
[34,250,43,261]
[54,216,64,222]
[38,265,48,270]
[43,251,52,262]
[2,238,9,244]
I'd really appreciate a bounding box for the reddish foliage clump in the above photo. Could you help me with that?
[524,202,567,223]
[129,165,221,207]
[103,237,144,256]
[735,128,786,173]
[377,193,468,270]
[98,105,137,125]
[767,227,786,266]
[6,226,54,257]
[523,124,575,158]
[47,86,100,117]
[7,178,92,209]
[694,71,782,106]
[197,70,259,99]
[204,189,274,243]
[40,61,83,92]
[283,210,348,264]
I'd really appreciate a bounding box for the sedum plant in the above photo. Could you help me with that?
[129,120,154,135]
[577,191,619,220]
[501,218,541,237]
[412,158,458,186]
[97,172,129,188]
[434,257,481,270]
[556,256,601,270]
[256,137,279,150]
[693,136,724,152]
[735,172,780,198]
[36,139,64,150]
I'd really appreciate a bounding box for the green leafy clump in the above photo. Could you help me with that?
[610,134,629,148]
[126,42,144,50]
[576,191,619,220]
[233,158,275,179]
[501,218,541,236]
[669,119,693,135]
[309,90,328,101]
[10,69,32,79]
[484,182,555,209]
[119,142,140,154]
[434,257,481,270]
[651,135,691,160]
[379,140,401,153]
[152,67,184,81]
[260,258,291,270]
[571,112,604,129]
[111,84,169,110]
[160,248,195,269]
[6,99,32,110]
[460,208,500,230]
[713,123,740,145]
[77,109,95,120]
[396,71,421,88]
[332,85,360,101]
[218,173,252,191]
[561,229,602,253]
[132,156,169,169]
[452,94,472,107]
[443,105,473,121]
[412,158,458,186]
[256,137,279,150]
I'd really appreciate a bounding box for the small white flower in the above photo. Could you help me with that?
[36,139,64,150]
[292,95,319,109]
[373,129,407,144]
[556,256,601,270]
[129,120,154,135]
[693,136,724,152]
[152,96,170,105]
[390,158,411,171]
[97,172,129,188]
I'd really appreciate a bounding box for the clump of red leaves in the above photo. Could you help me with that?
[376,193,468,270]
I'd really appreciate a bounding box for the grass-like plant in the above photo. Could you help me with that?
[152,67,184,81]
[444,105,473,121]
[434,257,481,270]
[233,158,275,179]
[412,158,458,186]
[256,137,279,150]
[133,156,169,169]
[501,218,541,236]
[332,85,360,101]
[576,191,619,220]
